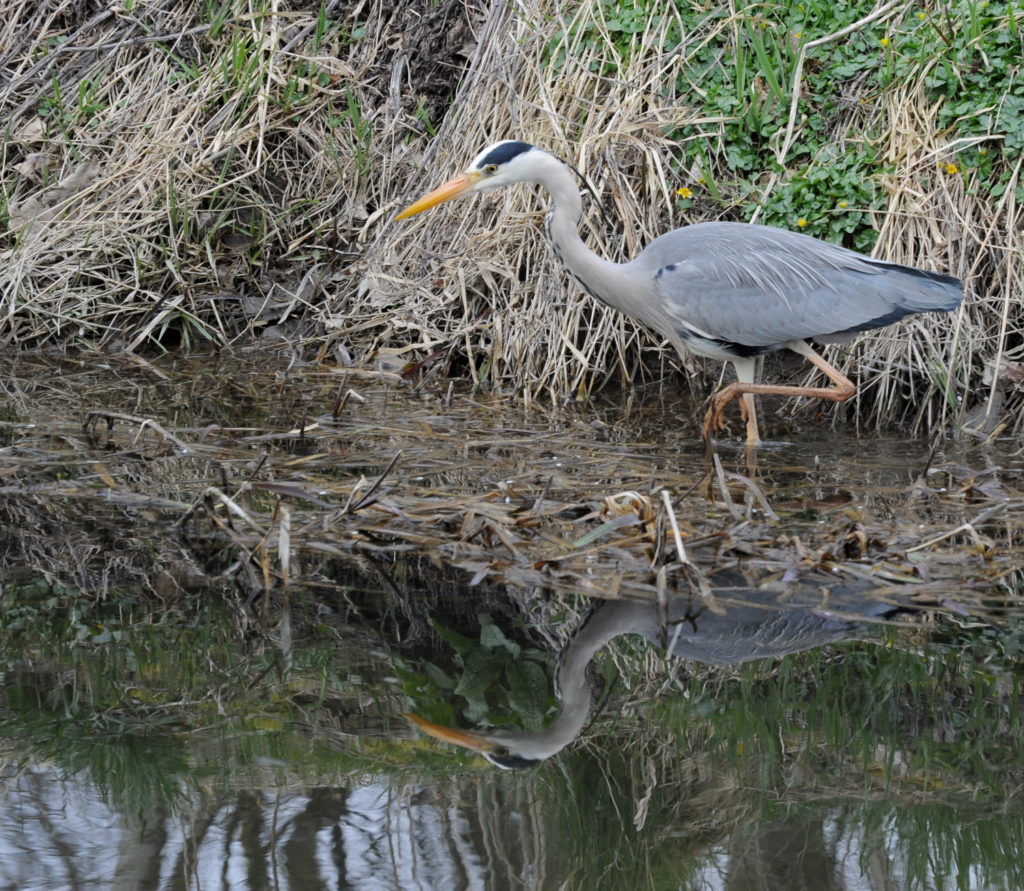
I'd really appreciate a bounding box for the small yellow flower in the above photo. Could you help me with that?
[797,218,808,228]
[942,162,959,175]
[880,36,890,47]
[917,11,926,18]
[794,31,802,38]
[676,187,693,199]
[838,201,848,208]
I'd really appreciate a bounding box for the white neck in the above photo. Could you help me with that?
[524,151,682,351]
[530,154,631,311]
[498,601,635,761]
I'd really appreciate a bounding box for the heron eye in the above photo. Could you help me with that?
[485,164,499,175]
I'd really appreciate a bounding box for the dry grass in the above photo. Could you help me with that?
[362,1,1022,434]
[0,0,469,345]
[1,0,1021,434]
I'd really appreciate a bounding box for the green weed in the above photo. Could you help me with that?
[551,0,1022,249]
[327,88,374,181]
[395,613,558,732]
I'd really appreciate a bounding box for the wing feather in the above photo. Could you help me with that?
[638,222,960,349]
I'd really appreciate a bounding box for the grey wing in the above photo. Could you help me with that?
[641,223,961,349]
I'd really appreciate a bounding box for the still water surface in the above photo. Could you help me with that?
[1,353,1022,890]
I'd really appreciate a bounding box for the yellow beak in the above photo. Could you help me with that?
[404,712,497,752]
[394,171,481,220]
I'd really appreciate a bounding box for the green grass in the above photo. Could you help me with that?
[549,0,1022,250]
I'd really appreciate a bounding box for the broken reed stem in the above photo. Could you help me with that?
[1,0,1019,434]
[660,488,688,565]
[712,453,742,521]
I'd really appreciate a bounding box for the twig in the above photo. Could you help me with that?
[660,488,688,564]
[905,501,1010,553]
[660,489,723,614]
[83,410,193,453]
[711,453,742,520]
[347,450,402,513]
[60,24,213,53]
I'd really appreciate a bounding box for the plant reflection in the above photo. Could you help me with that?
[405,568,903,768]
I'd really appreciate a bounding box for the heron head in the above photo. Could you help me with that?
[395,140,546,220]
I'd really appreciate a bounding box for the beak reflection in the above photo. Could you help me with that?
[404,712,498,753]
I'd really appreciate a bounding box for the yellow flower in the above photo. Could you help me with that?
[838,201,848,208]
[797,218,808,228]
[880,36,890,47]
[794,31,802,38]
[917,11,926,18]
[676,187,693,199]
[942,162,959,175]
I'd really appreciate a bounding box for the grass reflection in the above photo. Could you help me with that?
[0,577,409,819]
[4,569,1024,889]
[390,610,1024,888]
[652,634,1024,798]
[1,693,189,819]
[486,724,1024,890]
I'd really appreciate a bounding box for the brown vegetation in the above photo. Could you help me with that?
[1,1,1021,434]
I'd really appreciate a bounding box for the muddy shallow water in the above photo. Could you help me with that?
[1,352,1023,890]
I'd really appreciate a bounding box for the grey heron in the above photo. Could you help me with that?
[396,140,963,445]
[406,572,903,768]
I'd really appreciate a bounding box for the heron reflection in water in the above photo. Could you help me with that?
[406,571,902,769]
[396,141,962,445]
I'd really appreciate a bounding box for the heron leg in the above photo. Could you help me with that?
[702,341,855,443]
[740,393,760,445]
[702,357,761,446]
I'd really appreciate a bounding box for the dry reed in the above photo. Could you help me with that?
[1,0,1020,434]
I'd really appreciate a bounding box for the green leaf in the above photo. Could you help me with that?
[506,660,553,730]
[423,662,457,691]
[428,618,476,658]
[479,616,521,657]
[455,648,505,710]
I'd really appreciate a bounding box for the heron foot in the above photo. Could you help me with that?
[701,389,739,439]
[702,386,760,446]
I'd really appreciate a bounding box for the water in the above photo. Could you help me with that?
[5,766,1022,890]
[1,352,1022,890]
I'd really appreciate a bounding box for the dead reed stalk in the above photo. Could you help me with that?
[1,0,1020,434]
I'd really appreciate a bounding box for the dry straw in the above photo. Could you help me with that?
[360,1,1021,435]
[1,0,1020,434]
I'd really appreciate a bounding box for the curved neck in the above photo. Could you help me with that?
[532,156,629,311]
[541,601,639,756]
